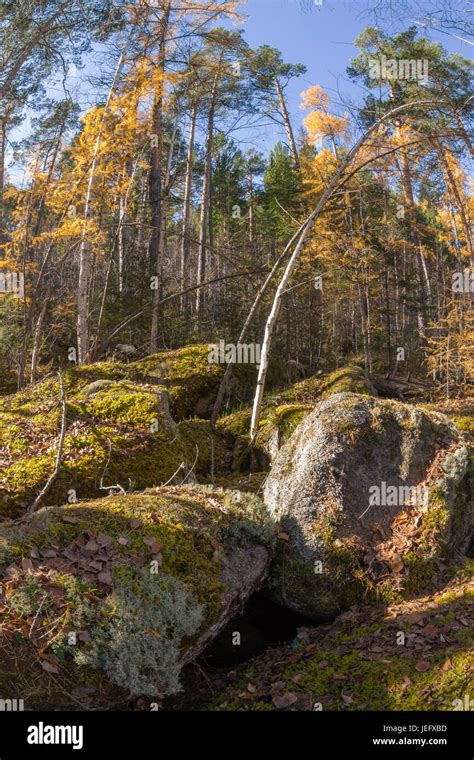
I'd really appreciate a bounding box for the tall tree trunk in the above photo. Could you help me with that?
[434,137,474,267]
[0,120,6,245]
[118,194,125,293]
[195,75,218,317]
[148,1,171,275]
[248,169,254,247]
[398,150,430,335]
[180,103,197,315]
[275,77,299,171]
[150,117,177,350]
[384,265,392,374]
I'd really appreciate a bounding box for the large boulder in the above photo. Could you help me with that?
[0,486,273,707]
[264,393,472,619]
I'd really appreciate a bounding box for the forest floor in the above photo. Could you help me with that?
[0,352,472,711]
[176,559,474,712]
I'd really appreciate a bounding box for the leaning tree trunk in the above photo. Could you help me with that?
[249,100,442,440]
[210,225,306,429]
[30,291,50,383]
[0,1,69,100]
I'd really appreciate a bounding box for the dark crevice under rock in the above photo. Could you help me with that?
[198,591,317,668]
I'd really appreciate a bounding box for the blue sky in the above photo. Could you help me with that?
[7,0,472,181]
[234,0,472,150]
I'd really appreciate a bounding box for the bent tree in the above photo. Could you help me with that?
[249,99,445,441]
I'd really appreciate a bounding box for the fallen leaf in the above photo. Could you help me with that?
[391,559,404,573]
[41,660,60,674]
[404,612,425,625]
[96,533,113,547]
[272,692,298,710]
[415,659,431,672]
[422,624,439,638]
[144,537,162,554]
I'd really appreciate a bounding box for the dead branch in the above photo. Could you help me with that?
[27,371,67,515]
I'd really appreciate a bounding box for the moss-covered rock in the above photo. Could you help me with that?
[264,393,472,618]
[4,343,258,422]
[0,378,230,517]
[0,486,274,706]
[128,344,258,420]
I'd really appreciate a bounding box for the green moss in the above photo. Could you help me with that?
[131,344,255,420]
[218,408,251,438]
[452,416,474,436]
[217,364,376,467]
[178,419,230,479]
[319,365,374,399]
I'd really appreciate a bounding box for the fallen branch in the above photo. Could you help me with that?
[98,440,127,495]
[27,371,67,515]
[94,267,268,359]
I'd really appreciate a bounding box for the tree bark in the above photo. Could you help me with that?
[150,116,177,350]
[195,74,218,317]
[0,120,6,245]
[180,103,197,314]
[148,1,171,275]
[434,137,474,266]
[275,77,299,171]
[30,293,49,383]
[77,47,130,364]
